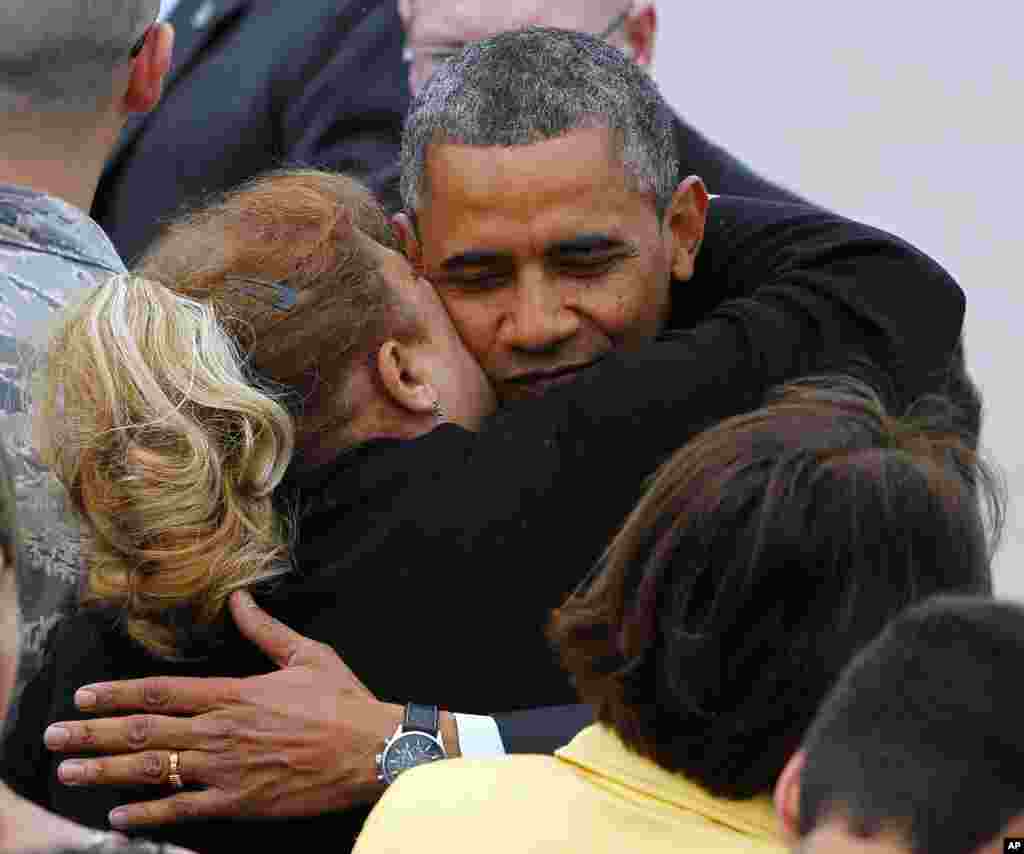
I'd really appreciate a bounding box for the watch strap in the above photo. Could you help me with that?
[403,702,440,736]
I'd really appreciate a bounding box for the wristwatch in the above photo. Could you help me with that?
[376,703,448,786]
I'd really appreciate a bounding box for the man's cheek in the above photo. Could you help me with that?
[589,290,653,344]
[450,313,495,371]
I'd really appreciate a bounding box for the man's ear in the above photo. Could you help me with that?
[664,175,709,282]
[625,4,657,68]
[774,750,806,842]
[397,0,413,26]
[375,340,435,416]
[391,212,424,271]
[121,22,174,115]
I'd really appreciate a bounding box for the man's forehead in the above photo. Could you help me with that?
[419,129,641,221]
[416,132,659,262]
[407,0,612,42]
[425,128,619,185]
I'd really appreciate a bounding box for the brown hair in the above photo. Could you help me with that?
[138,168,410,456]
[551,376,1000,798]
[40,170,412,658]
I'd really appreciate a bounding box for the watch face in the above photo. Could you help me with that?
[383,732,446,782]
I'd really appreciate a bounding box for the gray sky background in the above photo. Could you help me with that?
[653,2,1024,598]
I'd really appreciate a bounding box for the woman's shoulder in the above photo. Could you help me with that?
[287,425,478,519]
[40,603,270,684]
[41,605,137,678]
[23,603,210,722]
[7,606,133,738]
[0,607,130,809]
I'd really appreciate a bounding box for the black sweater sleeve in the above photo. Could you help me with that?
[556,198,964,490]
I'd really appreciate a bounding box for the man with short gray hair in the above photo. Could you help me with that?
[0,0,172,716]
[398,0,804,203]
[394,27,977,421]
[399,20,679,218]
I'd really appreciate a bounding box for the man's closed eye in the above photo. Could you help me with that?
[557,256,624,278]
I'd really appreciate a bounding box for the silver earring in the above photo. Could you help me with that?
[431,398,445,420]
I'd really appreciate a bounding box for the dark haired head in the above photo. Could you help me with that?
[551,375,1000,799]
[798,595,1024,854]
[402,26,679,217]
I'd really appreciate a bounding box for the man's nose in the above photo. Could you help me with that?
[503,275,579,354]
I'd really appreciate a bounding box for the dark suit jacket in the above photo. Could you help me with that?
[2,197,968,851]
[92,0,409,263]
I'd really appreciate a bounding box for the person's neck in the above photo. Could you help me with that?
[319,365,437,459]
[0,110,122,214]
[298,416,432,473]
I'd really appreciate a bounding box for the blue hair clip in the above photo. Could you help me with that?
[225,276,298,312]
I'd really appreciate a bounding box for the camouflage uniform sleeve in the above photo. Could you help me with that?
[0,186,124,701]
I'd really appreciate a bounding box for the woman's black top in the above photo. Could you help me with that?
[0,198,969,851]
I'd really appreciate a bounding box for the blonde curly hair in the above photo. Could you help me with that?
[38,170,410,658]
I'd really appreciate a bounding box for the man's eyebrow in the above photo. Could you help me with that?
[422,41,468,51]
[440,250,509,271]
[546,234,633,256]
[438,236,636,271]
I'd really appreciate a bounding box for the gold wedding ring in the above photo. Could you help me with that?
[168,750,183,789]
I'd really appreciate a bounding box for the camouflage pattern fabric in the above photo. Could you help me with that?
[0,184,124,713]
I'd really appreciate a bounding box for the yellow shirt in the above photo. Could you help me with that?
[354,724,786,853]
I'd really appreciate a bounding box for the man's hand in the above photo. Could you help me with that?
[43,590,404,829]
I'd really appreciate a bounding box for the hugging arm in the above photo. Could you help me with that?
[38,593,402,828]
[554,208,967,489]
[35,591,586,829]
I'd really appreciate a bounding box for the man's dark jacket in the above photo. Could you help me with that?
[92,0,410,263]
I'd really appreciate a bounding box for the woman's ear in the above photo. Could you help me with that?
[774,750,806,842]
[375,340,436,416]
[391,213,423,271]
[665,175,709,282]
[122,21,175,115]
